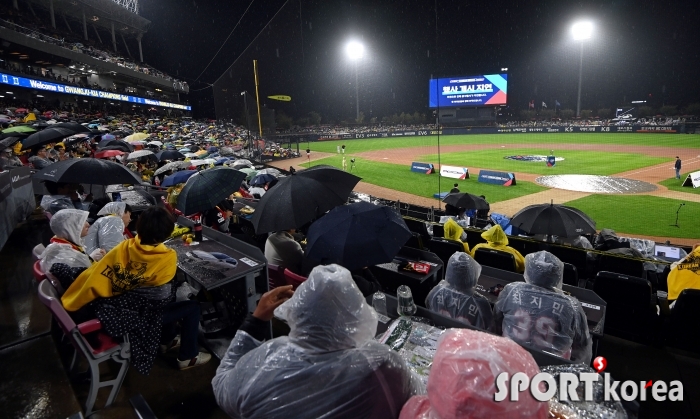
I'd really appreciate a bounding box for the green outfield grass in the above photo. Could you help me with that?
[420,148,669,176]
[659,174,700,194]
[305,156,547,202]
[565,195,700,239]
[308,133,699,154]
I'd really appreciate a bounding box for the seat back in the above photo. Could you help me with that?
[428,237,464,267]
[32,244,45,261]
[404,232,424,250]
[432,224,444,238]
[37,279,77,336]
[33,260,47,283]
[284,268,308,290]
[598,254,645,278]
[403,217,431,247]
[473,248,517,272]
[666,289,700,352]
[594,271,657,343]
[546,244,589,279]
[268,264,286,289]
[562,263,579,287]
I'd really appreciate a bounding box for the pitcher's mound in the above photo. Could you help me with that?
[535,174,657,194]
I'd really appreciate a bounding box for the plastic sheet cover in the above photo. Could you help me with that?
[425,252,493,329]
[542,364,627,419]
[40,209,92,276]
[399,328,548,419]
[212,264,420,418]
[84,202,128,254]
[493,251,592,364]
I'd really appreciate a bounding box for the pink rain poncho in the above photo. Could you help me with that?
[399,328,548,419]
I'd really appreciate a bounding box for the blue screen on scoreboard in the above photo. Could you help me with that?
[428,74,507,108]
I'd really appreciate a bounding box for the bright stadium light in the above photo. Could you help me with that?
[345,40,365,121]
[345,41,364,60]
[571,21,593,117]
[571,21,593,41]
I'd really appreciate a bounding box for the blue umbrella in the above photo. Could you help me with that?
[304,202,412,271]
[178,148,191,152]
[214,157,231,166]
[250,173,277,186]
[207,146,219,153]
[101,133,115,141]
[161,170,197,187]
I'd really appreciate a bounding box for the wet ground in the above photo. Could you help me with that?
[536,175,659,194]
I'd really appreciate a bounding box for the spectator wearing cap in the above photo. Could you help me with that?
[204,199,234,233]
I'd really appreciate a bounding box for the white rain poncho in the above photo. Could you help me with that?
[425,252,493,330]
[212,264,421,419]
[493,251,592,364]
[83,202,127,254]
[40,209,92,277]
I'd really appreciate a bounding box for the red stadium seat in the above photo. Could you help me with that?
[283,268,307,290]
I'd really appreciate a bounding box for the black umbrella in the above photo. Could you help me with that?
[21,127,75,150]
[305,202,411,271]
[251,166,361,233]
[53,122,91,133]
[175,167,246,215]
[442,192,489,210]
[99,140,134,152]
[33,158,143,185]
[0,136,22,149]
[510,201,596,238]
[155,150,185,161]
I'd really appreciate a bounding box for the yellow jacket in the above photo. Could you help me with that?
[471,225,525,273]
[668,247,700,300]
[62,236,177,311]
[443,218,469,253]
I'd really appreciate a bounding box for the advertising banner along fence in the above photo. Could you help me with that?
[478,170,516,186]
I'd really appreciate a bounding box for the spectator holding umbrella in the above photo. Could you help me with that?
[84,202,133,255]
[204,199,234,233]
[265,229,304,274]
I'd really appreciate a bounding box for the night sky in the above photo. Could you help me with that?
[139,0,700,120]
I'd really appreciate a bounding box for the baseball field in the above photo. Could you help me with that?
[284,132,700,243]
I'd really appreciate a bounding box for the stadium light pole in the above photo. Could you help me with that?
[345,41,365,121]
[571,21,593,117]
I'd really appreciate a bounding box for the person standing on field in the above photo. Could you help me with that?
[675,156,682,179]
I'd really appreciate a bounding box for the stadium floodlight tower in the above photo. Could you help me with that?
[571,21,593,117]
[345,40,365,121]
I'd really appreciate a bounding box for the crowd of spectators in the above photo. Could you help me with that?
[0,10,188,92]
[499,116,686,128]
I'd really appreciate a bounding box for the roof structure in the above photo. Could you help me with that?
[28,0,150,38]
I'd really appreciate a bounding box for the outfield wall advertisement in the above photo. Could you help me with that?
[315,125,681,141]
[0,72,191,111]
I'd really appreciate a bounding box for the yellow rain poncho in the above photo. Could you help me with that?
[61,236,176,311]
[668,247,700,300]
[443,218,469,253]
[470,224,525,273]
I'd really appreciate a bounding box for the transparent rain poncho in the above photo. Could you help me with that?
[212,264,421,419]
[399,328,549,419]
[493,251,592,364]
[40,209,92,277]
[425,252,493,330]
[83,202,127,254]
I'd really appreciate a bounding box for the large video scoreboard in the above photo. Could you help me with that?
[428,73,507,108]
